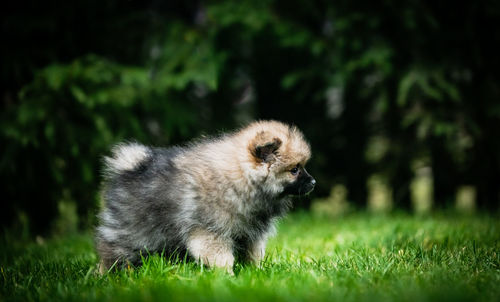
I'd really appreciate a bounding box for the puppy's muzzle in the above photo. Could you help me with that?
[303,176,316,194]
[282,169,316,196]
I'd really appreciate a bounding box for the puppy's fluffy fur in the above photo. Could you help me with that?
[96,120,315,273]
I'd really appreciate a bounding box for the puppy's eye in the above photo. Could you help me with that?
[290,167,299,175]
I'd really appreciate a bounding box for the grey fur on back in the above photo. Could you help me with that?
[96,138,291,269]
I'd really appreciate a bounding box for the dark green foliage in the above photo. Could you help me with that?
[1,54,205,231]
[1,0,500,233]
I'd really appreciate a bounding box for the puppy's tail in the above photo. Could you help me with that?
[103,142,151,177]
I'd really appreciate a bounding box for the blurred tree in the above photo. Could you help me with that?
[1,0,221,233]
[2,0,500,235]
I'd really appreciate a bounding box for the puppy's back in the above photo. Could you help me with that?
[97,143,187,270]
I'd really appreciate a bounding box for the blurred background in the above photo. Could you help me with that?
[1,0,500,236]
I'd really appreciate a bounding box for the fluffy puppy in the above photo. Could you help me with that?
[96,120,315,273]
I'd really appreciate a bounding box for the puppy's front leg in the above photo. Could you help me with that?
[247,238,267,266]
[187,229,234,273]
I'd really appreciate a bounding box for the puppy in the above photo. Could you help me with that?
[96,120,315,273]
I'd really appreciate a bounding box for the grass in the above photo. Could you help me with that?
[1,211,499,301]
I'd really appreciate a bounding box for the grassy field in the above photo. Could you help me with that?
[1,212,499,302]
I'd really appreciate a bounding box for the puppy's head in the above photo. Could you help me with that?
[246,121,315,197]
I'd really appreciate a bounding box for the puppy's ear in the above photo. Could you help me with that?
[249,131,282,163]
